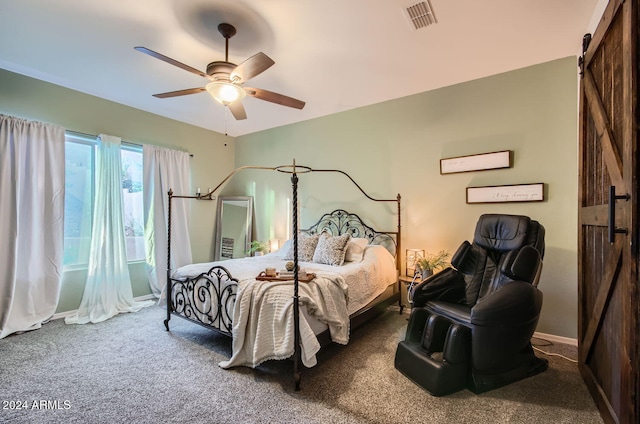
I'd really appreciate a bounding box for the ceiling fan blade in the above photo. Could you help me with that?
[134,46,208,79]
[152,88,206,98]
[229,101,247,120]
[244,87,305,110]
[230,52,275,83]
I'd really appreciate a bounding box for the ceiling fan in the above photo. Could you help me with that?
[135,23,305,120]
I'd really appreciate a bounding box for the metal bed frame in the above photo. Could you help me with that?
[164,161,401,390]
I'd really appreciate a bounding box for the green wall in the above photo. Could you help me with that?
[0,68,234,313]
[233,57,579,339]
[1,57,580,339]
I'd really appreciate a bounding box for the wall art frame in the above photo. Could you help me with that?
[466,183,544,204]
[440,150,512,174]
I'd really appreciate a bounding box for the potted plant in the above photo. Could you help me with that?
[248,240,269,256]
[415,250,450,280]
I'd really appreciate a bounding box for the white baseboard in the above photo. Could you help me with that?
[51,294,157,321]
[533,331,577,347]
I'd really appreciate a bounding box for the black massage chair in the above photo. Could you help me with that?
[395,214,548,395]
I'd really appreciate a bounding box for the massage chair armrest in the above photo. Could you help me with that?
[470,281,543,327]
[411,267,466,308]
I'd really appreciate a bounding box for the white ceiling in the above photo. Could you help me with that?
[0,0,601,137]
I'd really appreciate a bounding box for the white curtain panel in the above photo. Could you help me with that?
[0,115,65,339]
[66,134,152,324]
[142,145,192,298]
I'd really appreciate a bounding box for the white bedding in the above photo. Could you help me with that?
[171,245,397,368]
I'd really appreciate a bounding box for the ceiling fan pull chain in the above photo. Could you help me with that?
[225,35,229,62]
[224,106,228,136]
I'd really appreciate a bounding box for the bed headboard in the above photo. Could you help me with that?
[303,209,398,258]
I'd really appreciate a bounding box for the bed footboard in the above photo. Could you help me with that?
[165,265,238,336]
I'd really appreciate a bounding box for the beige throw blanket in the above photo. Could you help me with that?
[219,274,349,369]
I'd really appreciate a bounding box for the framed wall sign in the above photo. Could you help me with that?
[466,183,544,204]
[440,150,512,174]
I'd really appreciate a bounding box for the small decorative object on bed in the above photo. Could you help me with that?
[164,161,401,391]
[256,270,317,282]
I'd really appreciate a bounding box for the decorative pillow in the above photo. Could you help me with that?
[312,232,351,266]
[344,238,369,262]
[283,233,320,262]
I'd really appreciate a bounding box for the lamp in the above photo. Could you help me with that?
[406,248,425,276]
[269,239,280,253]
[205,81,246,105]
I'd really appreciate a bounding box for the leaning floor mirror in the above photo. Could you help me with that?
[213,196,253,261]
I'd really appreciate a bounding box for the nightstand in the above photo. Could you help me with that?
[398,274,421,314]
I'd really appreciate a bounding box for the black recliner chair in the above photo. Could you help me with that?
[395,214,548,396]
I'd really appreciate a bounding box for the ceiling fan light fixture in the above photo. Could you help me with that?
[206,81,246,105]
[136,22,305,119]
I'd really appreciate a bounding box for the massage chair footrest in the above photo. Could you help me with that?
[394,341,469,397]
[469,355,549,393]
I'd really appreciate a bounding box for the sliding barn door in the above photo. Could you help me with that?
[578,1,639,423]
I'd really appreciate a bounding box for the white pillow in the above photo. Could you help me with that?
[276,239,292,257]
[344,238,369,262]
[312,233,351,266]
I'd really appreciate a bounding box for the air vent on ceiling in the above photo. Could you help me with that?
[404,1,437,30]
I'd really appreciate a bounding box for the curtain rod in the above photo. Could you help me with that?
[64,130,194,157]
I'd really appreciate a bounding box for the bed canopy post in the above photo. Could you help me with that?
[397,193,402,276]
[291,162,302,391]
[164,189,174,331]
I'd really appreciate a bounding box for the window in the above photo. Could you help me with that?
[121,145,144,262]
[64,134,94,266]
[63,133,144,267]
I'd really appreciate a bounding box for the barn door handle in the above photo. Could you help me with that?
[608,185,630,243]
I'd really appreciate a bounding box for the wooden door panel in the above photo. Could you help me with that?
[578,0,638,423]
[583,71,623,188]
[589,14,625,147]
[590,269,624,416]
[581,240,623,357]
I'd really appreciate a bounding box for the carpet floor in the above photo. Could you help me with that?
[0,305,602,423]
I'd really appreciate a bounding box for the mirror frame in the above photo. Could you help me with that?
[213,196,254,261]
